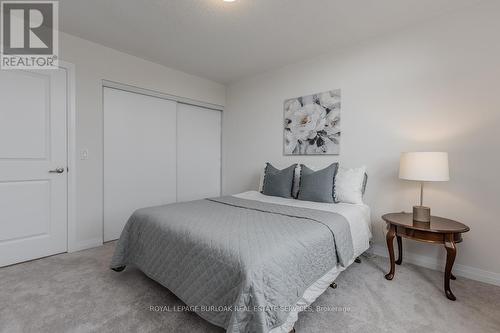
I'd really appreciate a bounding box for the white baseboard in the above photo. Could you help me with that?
[68,238,103,253]
[370,244,500,287]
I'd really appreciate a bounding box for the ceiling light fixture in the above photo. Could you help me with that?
[223,0,236,2]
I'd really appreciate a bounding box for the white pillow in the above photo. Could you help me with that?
[259,163,301,197]
[334,166,367,204]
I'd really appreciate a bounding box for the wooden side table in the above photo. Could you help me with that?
[382,213,470,301]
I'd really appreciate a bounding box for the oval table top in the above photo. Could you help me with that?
[382,213,470,234]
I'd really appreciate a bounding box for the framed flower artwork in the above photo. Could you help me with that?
[283,89,341,155]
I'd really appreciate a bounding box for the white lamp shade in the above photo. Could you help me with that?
[399,152,449,182]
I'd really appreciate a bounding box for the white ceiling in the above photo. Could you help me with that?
[59,0,483,84]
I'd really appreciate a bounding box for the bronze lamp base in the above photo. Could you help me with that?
[413,205,431,222]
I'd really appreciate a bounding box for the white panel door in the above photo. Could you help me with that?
[0,69,67,267]
[177,103,221,202]
[104,88,177,241]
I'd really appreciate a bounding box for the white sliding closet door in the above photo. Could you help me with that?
[104,88,177,241]
[177,103,221,202]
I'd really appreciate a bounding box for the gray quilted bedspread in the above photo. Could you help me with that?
[110,196,353,333]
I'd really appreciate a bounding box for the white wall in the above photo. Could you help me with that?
[223,2,500,284]
[59,32,225,251]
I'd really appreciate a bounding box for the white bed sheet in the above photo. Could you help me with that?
[232,191,372,333]
[233,191,372,257]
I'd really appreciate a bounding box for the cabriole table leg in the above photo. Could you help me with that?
[444,234,457,301]
[385,224,396,280]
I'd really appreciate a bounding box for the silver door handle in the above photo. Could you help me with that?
[49,167,65,174]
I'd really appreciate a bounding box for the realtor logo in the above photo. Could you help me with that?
[1,1,58,69]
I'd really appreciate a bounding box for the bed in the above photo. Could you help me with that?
[110,190,371,333]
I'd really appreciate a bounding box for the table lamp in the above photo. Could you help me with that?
[399,152,449,222]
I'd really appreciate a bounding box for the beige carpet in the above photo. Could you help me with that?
[1,242,499,333]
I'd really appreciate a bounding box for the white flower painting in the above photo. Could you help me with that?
[284,89,341,155]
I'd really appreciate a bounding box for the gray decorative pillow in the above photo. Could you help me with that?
[262,163,297,198]
[297,163,338,203]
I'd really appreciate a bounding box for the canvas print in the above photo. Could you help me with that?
[284,89,341,155]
